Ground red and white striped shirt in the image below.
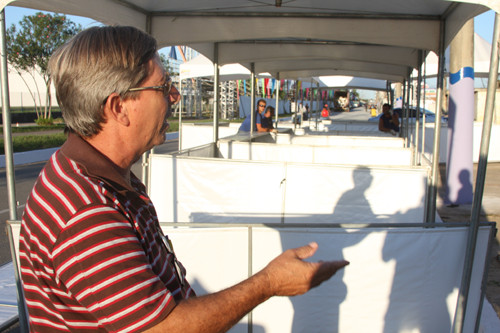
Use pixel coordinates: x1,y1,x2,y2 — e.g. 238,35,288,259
20,133,194,332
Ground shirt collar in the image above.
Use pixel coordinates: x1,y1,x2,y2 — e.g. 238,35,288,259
60,132,136,192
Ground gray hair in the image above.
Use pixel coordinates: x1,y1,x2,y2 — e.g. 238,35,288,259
49,26,158,137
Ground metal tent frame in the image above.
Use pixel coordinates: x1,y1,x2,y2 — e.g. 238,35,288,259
0,1,498,332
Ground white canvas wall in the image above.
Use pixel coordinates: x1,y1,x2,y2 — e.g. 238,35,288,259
275,133,404,148
161,225,493,333
180,123,240,150
7,221,494,332
149,155,428,223
420,122,500,163
218,141,414,166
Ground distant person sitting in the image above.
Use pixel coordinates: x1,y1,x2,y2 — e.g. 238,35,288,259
321,104,329,118
262,106,277,132
239,99,272,133
378,103,400,135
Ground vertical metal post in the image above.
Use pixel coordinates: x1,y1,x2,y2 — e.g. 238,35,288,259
213,43,220,146
308,78,313,125
402,80,407,145
415,52,423,165
422,55,427,159
294,81,299,129
405,79,411,146
250,63,255,136
1,10,29,333
142,17,153,185
178,77,183,151
426,20,446,223
247,226,253,333
453,13,500,333
275,73,280,127
316,82,320,128
0,11,16,220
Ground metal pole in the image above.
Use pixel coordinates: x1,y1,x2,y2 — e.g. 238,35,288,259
178,77,183,151
0,11,16,220
294,81,299,129
0,10,29,333
426,20,446,223
309,78,313,126
415,51,423,166
212,43,220,146
402,79,407,144
275,73,280,128
250,63,255,136
453,13,500,333
421,54,427,160
406,79,411,147
316,82,320,128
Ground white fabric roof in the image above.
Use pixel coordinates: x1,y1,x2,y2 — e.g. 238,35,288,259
179,54,271,81
412,33,499,78
180,55,387,90
0,0,495,81
316,76,388,91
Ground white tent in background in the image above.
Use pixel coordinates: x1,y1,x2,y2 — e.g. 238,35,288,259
413,33,499,78
179,54,271,81
315,76,388,91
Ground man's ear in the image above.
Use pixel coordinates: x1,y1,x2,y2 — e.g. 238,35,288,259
104,93,130,126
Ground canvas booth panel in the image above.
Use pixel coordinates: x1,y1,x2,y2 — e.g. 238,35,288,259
149,155,428,223
420,122,500,163
180,123,240,150
159,225,493,333
6,222,493,333
274,133,404,148
282,163,427,223
217,141,414,166
149,156,285,223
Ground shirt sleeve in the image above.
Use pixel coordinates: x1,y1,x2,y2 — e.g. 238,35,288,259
52,204,175,332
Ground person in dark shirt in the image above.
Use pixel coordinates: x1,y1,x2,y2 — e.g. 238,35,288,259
378,103,400,135
261,105,276,131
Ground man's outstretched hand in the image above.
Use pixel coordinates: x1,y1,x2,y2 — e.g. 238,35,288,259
261,242,349,297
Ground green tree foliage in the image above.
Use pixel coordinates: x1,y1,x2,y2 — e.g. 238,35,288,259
159,53,174,75
7,12,81,120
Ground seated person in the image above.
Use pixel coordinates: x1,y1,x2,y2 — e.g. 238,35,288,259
321,104,329,118
378,103,400,135
239,99,273,132
261,106,276,131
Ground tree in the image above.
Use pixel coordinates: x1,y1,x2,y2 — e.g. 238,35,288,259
6,12,81,122
159,53,174,75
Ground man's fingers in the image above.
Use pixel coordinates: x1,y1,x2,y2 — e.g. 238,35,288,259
294,242,318,260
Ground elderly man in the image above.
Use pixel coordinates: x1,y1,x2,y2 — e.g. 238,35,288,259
19,26,348,332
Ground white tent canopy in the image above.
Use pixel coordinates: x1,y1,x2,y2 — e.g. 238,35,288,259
412,33,500,78
179,54,271,81
316,76,388,91
1,0,494,82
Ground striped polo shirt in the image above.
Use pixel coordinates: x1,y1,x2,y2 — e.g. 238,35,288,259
19,133,194,332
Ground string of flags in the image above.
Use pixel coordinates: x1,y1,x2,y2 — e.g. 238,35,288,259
234,79,339,101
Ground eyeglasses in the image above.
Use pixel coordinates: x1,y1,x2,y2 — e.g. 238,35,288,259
128,76,173,97
258,104,266,107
